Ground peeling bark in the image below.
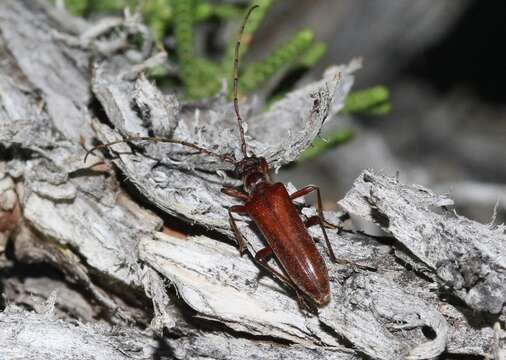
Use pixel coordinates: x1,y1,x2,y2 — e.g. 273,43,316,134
0,304,159,360
0,1,504,360
339,170,506,315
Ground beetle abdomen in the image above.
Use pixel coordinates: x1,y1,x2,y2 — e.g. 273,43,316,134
246,183,330,305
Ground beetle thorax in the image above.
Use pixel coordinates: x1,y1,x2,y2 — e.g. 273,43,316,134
243,171,269,193
235,155,271,194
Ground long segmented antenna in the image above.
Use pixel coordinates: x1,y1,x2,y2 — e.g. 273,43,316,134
85,6,259,167
83,136,237,165
233,4,259,159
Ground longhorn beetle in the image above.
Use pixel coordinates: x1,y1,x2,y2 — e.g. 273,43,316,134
85,5,339,306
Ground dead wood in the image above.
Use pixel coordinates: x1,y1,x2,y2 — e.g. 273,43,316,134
0,1,504,359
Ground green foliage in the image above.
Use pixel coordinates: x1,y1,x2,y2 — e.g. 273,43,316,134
56,0,391,160
141,0,173,40
55,0,240,40
172,0,194,85
297,41,327,68
239,29,314,93
170,0,326,99
58,0,133,16
343,85,390,115
56,0,329,99
296,86,390,161
61,0,89,15
297,129,354,162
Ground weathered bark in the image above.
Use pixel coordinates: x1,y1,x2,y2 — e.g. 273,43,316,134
339,170,506,315
0,1,504,360
0,302,160,360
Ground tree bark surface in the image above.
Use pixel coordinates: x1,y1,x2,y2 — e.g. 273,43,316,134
0,1,504,359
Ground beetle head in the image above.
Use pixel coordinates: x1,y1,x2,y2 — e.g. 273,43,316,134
234,155,271,194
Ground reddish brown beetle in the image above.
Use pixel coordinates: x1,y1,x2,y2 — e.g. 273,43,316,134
85,5,338,306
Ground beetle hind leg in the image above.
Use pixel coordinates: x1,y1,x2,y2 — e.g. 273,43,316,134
255,248,314,311
304,215,373,270
290,185,339,262
227,205,319,309
304,215,338,263
227,206,299,286
255,246,293,287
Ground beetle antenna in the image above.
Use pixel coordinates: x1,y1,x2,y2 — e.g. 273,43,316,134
84,136,237,165
233,4,259,158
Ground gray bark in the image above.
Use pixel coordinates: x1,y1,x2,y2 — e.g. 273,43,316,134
0,1,504,360
0,302,160,360
339,170,506,315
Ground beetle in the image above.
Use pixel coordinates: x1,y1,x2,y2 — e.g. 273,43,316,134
85,5,339,306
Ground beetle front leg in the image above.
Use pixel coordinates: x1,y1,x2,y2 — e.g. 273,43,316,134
221,187,250,202
228,205,249,254
229,220,301,297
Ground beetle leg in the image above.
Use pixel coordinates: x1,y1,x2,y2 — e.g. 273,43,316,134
257,247,318,312
228,205,249,254
255,246,274,261
228,206,286,278
296,292,317,313
230,215,314,308
221,187,250,202
304,215,338,263
303,216,371,270
291,185,338,263
304,216,320,228
289,185,337,228
254,246,310,304
255,247,293,285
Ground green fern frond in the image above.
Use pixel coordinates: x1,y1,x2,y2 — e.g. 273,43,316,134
343,85,390,114
298,41,327,68
56,0,391,161
297,129,355,162
239,29,314,93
